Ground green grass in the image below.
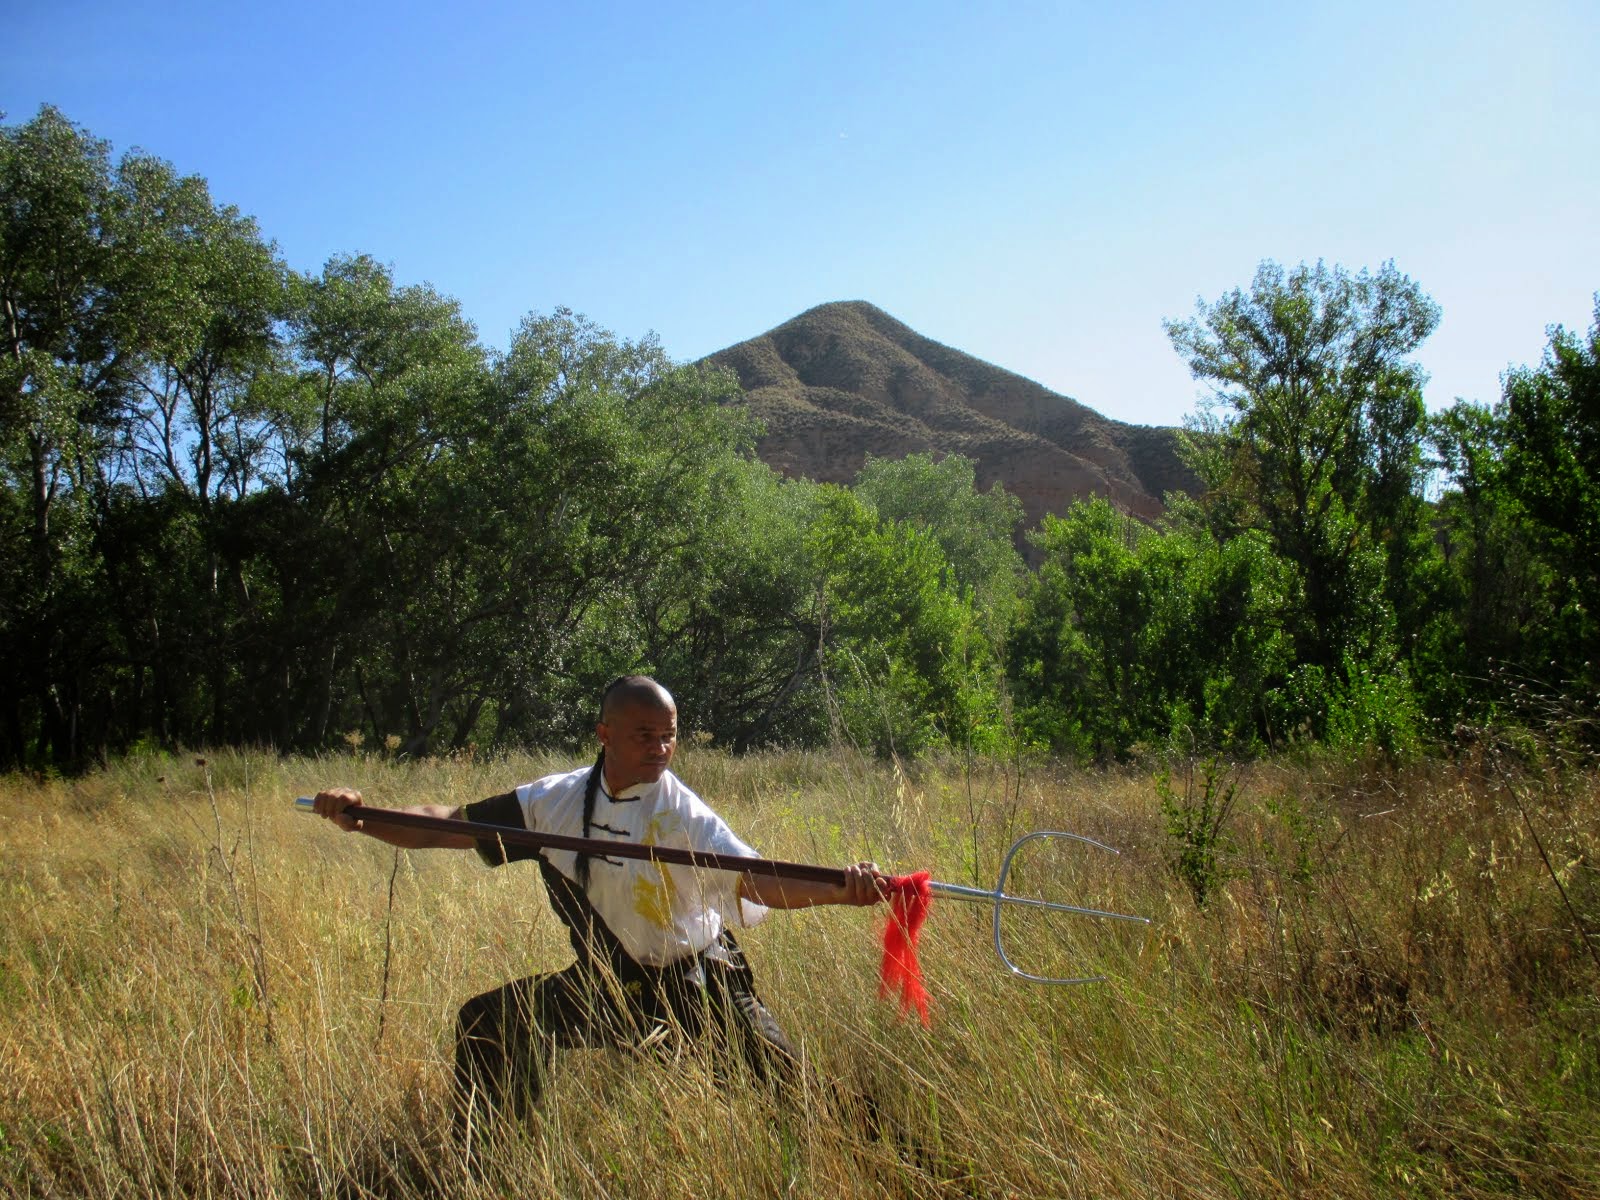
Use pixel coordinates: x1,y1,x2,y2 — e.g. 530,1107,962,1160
0,745,1595,1198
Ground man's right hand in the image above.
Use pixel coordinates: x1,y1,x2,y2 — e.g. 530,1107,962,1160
311,787,364,832
307,791,477,851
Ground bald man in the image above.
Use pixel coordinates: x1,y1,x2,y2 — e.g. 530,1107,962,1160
312,675,884,1136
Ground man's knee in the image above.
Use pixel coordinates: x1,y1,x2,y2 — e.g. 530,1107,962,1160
454,980,547,1129
456,990,489,1038
456,987,512,1071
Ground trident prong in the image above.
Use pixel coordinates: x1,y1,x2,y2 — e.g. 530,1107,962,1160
924,831,1150,986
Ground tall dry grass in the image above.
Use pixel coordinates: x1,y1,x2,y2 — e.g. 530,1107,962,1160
1,743,1596,1198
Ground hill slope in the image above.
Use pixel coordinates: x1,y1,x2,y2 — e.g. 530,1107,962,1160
703,301,1196,528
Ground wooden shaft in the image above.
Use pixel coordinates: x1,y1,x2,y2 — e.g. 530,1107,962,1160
326,801,850,885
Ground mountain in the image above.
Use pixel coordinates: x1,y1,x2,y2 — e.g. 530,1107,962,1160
702,301,1196,530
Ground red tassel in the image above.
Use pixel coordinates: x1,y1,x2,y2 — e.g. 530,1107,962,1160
879,871,933,1025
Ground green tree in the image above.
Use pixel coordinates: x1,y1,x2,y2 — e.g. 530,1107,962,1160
851,451,1024,630
117,167,288,506
1424,400,1541,716
633,460,828,750
0,107,291,762
1165,260,1441,736
279,256,493,753
479,313,764,750
0,107,125,587
110,160,290,745
280,301,764,757
1428,300,1600,719
1008,498,1293,759
808,487,998,757
1498,298,1600,688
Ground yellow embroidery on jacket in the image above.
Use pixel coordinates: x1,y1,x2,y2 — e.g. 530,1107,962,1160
631,815,680,930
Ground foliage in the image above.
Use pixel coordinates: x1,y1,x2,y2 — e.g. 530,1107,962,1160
809,488,999,757
1425,299,1600,733
851,451,1024,632
0,106,292,763
0,103,782,764
1496,299,1600,700
1422,400,1544,718
1251,656,1426,763
3,107,1599,770
633,460,827,751
1155,758,1240,908
1165,260,1442,682
1008,498,1293,759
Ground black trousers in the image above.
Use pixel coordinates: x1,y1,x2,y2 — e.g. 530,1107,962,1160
453,939,798,1132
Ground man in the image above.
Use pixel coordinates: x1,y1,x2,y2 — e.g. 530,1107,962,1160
311,675,884,1133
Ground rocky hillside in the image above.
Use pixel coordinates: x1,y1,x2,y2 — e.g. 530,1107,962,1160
703,301,1196,529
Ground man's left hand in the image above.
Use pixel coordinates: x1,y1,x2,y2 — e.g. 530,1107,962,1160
841,861,888,906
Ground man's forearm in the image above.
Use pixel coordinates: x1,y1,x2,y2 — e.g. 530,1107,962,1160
740,863,883,909
739,873,848,909
345,803,478,850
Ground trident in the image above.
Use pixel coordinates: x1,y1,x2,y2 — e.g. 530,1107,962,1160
293,799,1149,992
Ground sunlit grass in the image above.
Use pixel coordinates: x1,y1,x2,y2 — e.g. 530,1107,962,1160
2,745,1596,1197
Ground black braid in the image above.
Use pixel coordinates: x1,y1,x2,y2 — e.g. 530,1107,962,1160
576,748,605,890
577,676,650,890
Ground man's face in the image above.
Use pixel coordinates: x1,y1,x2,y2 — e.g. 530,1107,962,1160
597,698,678,791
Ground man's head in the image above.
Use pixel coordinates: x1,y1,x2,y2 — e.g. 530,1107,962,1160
596,675,677,792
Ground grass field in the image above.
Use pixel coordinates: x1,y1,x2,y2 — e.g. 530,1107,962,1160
1,743,1596,1198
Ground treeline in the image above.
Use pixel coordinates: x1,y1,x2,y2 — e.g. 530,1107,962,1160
3,107,1596,769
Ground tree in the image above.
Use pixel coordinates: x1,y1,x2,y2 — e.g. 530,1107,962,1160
0,107,291,762
1423,401,1540,716
1498,298,1600,679
632,460,828,750
1008,498,1293,760
116,163,288,507
0,106,125,588
277,257,493,753
807,487,996,757
1428,299,1600,715
108,158,290,745
478,314,763,751
1165,260,1441,700
851,451,1024,634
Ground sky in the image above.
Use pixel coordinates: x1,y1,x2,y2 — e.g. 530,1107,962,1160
4,0,1598,428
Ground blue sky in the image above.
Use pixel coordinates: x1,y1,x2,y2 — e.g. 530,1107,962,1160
5,0,1597,427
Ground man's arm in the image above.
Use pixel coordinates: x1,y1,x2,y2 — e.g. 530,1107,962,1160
309,787,477,850
739,861,885,910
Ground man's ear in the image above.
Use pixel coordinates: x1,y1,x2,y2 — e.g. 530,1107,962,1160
595,721,609,749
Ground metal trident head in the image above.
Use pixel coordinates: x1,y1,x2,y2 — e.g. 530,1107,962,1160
926,831,1150,986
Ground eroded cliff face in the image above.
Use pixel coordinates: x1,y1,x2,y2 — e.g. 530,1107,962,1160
704,301,1196,531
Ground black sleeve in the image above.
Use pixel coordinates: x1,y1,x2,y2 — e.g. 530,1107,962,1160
462,790,539,866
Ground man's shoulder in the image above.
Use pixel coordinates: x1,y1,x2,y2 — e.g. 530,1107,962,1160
517,764,593,805
656,769,755,854
656,768,700,801
656,769,725,820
